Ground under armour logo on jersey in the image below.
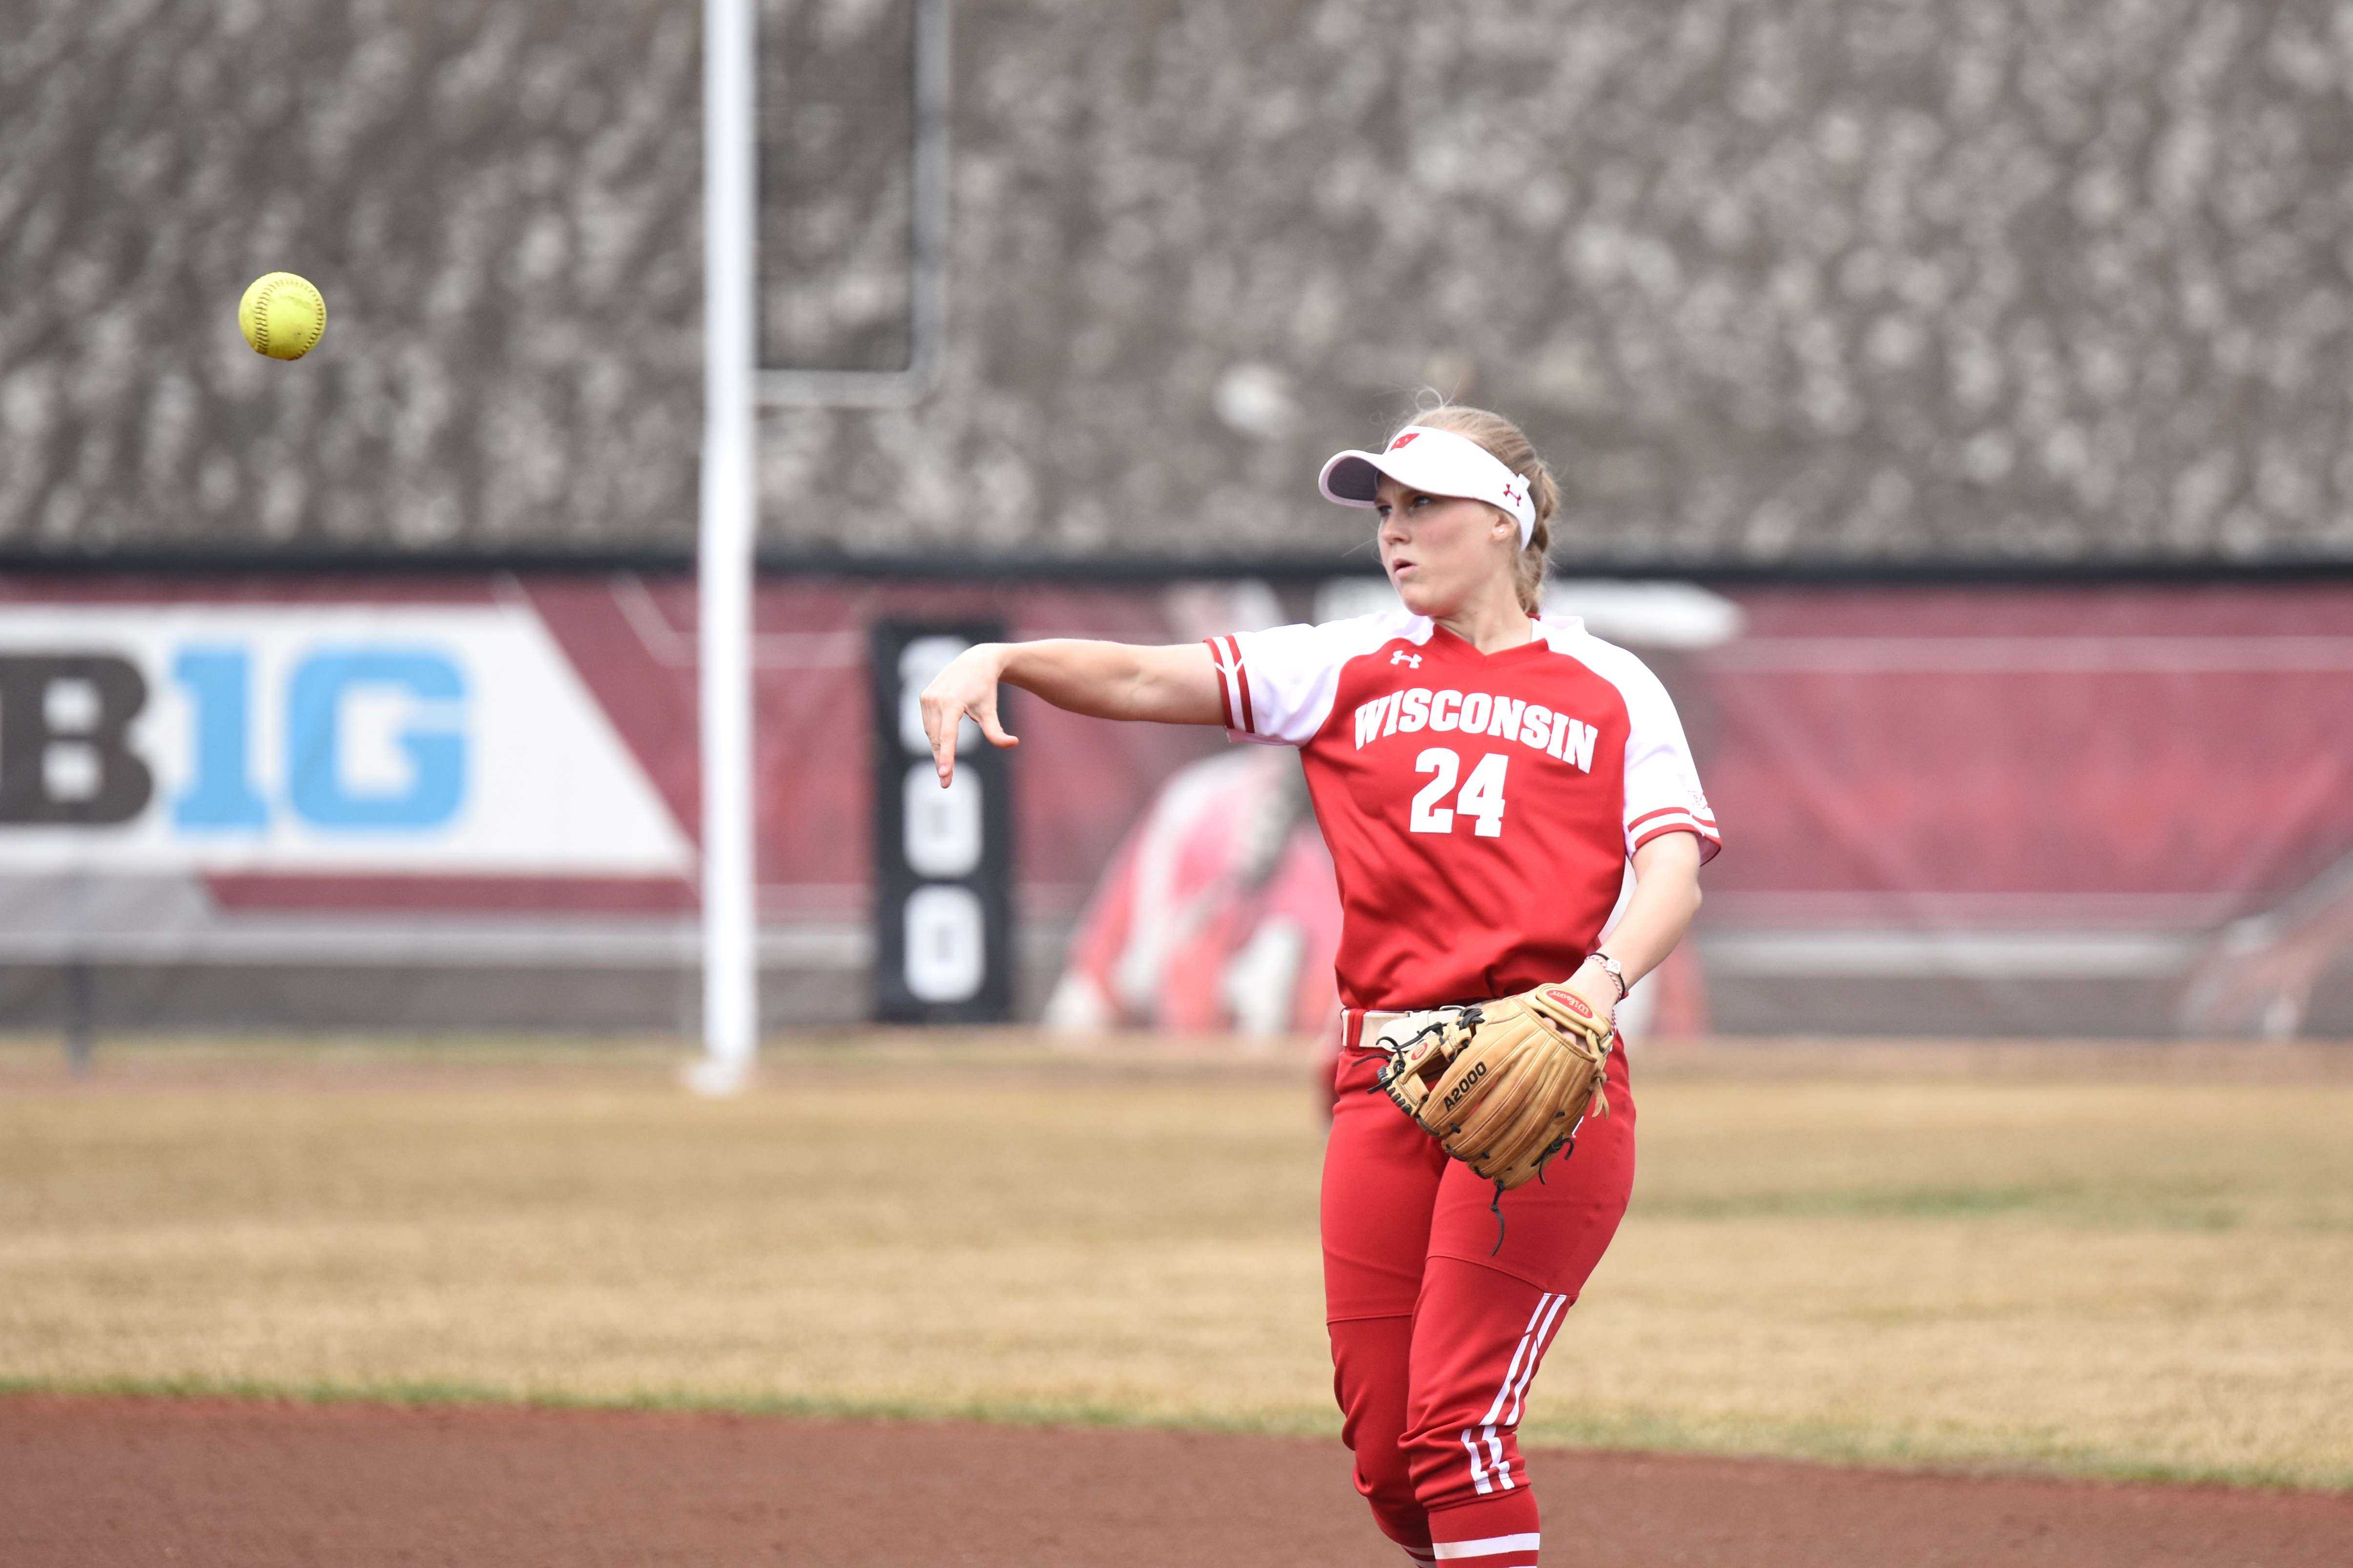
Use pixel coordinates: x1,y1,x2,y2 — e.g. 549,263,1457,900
1391,651,1422,667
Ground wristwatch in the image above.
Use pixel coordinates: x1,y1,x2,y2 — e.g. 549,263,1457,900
1586,953,1627,1001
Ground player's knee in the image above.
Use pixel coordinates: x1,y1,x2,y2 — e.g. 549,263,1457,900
1332,1390,1423,1541
1401,1419,1525,1516
1352,1432,1418,1510
1347,1434,1431,1548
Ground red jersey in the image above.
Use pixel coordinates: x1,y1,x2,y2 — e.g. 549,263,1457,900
1204,612,1719,1012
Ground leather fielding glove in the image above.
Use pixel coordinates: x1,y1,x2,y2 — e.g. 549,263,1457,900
1373,981,1616,1192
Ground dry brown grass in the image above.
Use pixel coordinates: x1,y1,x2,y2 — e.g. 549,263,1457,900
1545,1079,2353,1485
2,1037,2348,1488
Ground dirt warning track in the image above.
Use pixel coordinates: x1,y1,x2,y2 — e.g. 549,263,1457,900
5,1396,2348,1567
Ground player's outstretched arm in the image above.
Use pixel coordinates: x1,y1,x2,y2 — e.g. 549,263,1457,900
919,640,1222,786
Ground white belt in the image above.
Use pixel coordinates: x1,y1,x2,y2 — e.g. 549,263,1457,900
1342,1005,1465,1052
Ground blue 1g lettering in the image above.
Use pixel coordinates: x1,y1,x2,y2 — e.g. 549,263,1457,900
175,645,468,831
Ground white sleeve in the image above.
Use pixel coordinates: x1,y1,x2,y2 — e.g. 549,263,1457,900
1204,617,1397,746
1617,657,1721,864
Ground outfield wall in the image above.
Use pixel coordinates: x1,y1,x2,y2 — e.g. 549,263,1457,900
2,571,2349,1040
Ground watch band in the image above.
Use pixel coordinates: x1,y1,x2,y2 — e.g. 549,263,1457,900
1588,953,1627,1001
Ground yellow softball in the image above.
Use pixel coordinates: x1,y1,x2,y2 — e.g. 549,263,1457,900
238,272,327,361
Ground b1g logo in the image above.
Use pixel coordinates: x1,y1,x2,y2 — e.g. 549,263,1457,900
0,646,467,830
0,603,689,876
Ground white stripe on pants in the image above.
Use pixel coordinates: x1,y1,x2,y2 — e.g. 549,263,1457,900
1458,1292,1565,1495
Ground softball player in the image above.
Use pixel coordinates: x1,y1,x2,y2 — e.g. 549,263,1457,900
920,404,1716,1568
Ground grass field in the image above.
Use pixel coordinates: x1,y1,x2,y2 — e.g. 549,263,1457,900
3,1037,2350,1490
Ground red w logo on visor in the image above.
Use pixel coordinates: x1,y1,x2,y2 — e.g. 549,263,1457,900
1388,432,1420,450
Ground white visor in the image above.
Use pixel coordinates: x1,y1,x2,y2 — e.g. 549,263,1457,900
1318,425,1537,547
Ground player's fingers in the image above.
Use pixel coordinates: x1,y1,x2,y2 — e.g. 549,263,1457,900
920,693,956,786
975,700,1020,750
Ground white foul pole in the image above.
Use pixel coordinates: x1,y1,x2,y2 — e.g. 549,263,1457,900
692,0,758,1094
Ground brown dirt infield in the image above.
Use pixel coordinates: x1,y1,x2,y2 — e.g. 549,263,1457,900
5,1395,2348,1567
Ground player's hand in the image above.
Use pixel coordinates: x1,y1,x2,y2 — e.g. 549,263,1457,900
918,643,1020,786
1561,957,1620,1035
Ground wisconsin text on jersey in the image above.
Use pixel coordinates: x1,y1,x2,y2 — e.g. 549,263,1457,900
1352,685,1602,772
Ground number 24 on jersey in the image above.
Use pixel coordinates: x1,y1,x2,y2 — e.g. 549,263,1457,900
1410,747,1507,838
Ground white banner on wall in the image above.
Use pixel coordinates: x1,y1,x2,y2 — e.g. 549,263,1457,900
0,604,690,874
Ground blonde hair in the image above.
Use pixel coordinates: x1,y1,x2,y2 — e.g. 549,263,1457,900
1393,402,1560,614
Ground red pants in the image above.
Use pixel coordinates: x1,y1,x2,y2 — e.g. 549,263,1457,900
1323,1031,1636,1568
